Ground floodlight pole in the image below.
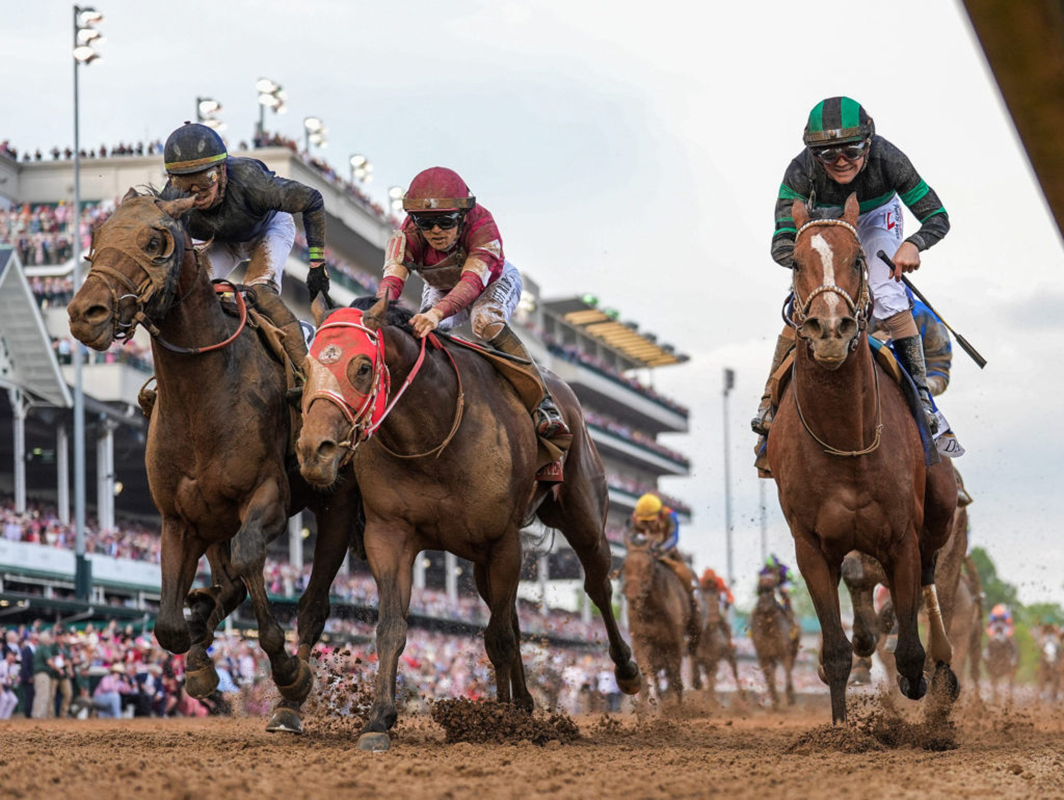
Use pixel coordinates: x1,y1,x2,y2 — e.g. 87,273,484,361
72,5,89,601
722,368,735,586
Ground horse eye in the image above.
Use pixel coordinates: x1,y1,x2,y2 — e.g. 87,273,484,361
145,236,161,254
358,364,371,377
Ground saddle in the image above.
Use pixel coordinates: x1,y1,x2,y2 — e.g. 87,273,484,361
437,333,570,483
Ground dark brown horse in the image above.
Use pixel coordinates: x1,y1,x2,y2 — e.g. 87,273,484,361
622,534,696,707
67,189,360,733
296,296,640,750
767,195,959,723
692,585,744,703
984,622,1019,703
750,574,799,708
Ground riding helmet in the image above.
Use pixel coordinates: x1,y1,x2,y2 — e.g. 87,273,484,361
803,97,875,148
164,122,228,175
402,167,477,212
633,493,663,521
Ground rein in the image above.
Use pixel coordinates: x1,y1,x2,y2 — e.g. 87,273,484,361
789,217,882,457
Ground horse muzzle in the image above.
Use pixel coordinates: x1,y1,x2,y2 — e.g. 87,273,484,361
295,428,343,488
67,292,117,351
800,314,858,370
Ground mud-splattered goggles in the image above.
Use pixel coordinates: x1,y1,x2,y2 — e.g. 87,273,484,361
410,211,463,231
169,167,222,193
811,140,869,164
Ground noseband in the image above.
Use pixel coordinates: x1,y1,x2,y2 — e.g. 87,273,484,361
789,218,871,352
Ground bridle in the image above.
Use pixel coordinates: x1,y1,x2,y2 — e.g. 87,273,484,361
83,201,248,355
304,317,464,466
789,218,871,352
789,217,882,457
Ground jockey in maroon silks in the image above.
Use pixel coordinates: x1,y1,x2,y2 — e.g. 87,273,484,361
375,166,569,440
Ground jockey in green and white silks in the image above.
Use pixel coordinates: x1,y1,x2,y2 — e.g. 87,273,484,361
753,97,955,470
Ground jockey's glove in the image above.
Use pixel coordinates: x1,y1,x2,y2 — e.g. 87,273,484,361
306,264,330,300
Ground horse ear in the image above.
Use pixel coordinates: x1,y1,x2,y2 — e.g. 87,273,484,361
122,187,140,203
364,296,389,332
791,199,809,230
311,294,331,326
156,196,197,220
843,193,859,225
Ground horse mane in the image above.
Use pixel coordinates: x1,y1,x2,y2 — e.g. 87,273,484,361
342,296,416,336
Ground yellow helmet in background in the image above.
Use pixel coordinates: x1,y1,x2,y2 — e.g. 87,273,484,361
633,493,663,521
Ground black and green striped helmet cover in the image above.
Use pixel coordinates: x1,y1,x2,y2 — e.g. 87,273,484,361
803,97,874,147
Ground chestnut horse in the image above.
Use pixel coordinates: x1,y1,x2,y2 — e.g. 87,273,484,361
750,574,799,708
296,296,640,750
67,189,360,734
767,195,959,723
623,534,697,707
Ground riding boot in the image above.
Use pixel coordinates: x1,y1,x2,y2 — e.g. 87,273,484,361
892,334,938,435
489,324,571,439
751,329,796,435
254,284,308,372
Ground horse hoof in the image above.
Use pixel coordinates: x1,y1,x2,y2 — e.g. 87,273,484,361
277,659,314,703
357,732,391,752
897,673,928,701
265,706,304,735
184,665,220,699
933,662,961,703
615,662,642,695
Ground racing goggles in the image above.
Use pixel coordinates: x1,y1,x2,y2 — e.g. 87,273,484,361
169,167,222,194
410,211,463,231
811,139,869,164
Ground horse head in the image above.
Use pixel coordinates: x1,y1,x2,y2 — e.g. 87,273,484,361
757,573,777,595
790,193,870,370
297,295,393,487
621,532,655,606
68,188,197,350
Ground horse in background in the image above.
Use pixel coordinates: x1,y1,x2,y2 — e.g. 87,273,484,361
750,573,799,708
67,189,360,734
623,533,697,707
768,195,959,723
692,583,744,703
296,296,640,750
984,621,1019,704
1037,625,1064,703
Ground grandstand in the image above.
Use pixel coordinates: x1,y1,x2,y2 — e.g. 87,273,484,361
0,140,692,637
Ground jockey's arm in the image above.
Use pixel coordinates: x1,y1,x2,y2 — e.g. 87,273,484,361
255,170,328,264
409,257,491,338
770,160,812,267
887,146,950,273
659,512,679,552
377,229,411,302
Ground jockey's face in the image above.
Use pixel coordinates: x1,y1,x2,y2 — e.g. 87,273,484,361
634,516,664,537
415,215,461,252
821,152,866,185
170,166,225,210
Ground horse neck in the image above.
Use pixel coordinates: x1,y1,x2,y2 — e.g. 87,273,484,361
703,591,721,623
793,333,877,439
375,328,460,450
151,250,236,378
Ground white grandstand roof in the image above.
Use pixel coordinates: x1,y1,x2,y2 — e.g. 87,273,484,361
0,246,72,407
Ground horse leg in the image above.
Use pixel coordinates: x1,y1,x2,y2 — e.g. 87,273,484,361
760,658,779,710
359,527,416,750
540,502,640,695
186,544,247,699
784,651,797,706
887,532,928,702
666,642,684,707
793,533,851,723
474,556,533,712
155,517,205,655
841,553,881,659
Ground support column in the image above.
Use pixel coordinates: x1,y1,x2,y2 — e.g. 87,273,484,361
288,512,304,572
9,389,27,514
537,553,549,606
95,418,116,531
413,552,426,591
445,551,458,604
57,425,70,526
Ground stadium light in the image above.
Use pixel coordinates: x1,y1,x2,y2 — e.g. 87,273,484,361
388,184,404,213
196,96,225,132
255,77,286,138
72,3,105,602
303,117,327,153
350,154,373,184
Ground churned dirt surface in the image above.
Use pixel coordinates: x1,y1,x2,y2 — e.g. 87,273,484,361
2,691,1063,800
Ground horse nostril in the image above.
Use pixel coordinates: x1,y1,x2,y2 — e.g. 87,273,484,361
316,440,337,463
802,319,822,340
839,318,857,338
83,304,112,326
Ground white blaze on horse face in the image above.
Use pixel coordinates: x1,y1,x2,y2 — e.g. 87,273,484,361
809,234,839,315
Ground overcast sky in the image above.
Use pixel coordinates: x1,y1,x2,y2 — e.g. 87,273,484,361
3,0,1062,607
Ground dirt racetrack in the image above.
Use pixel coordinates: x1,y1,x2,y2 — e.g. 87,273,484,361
2,689,1063,800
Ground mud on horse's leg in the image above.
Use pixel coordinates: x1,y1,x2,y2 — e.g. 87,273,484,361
155,518,204,656
889,532,928,702
793,533,851,724
359,530,416,751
